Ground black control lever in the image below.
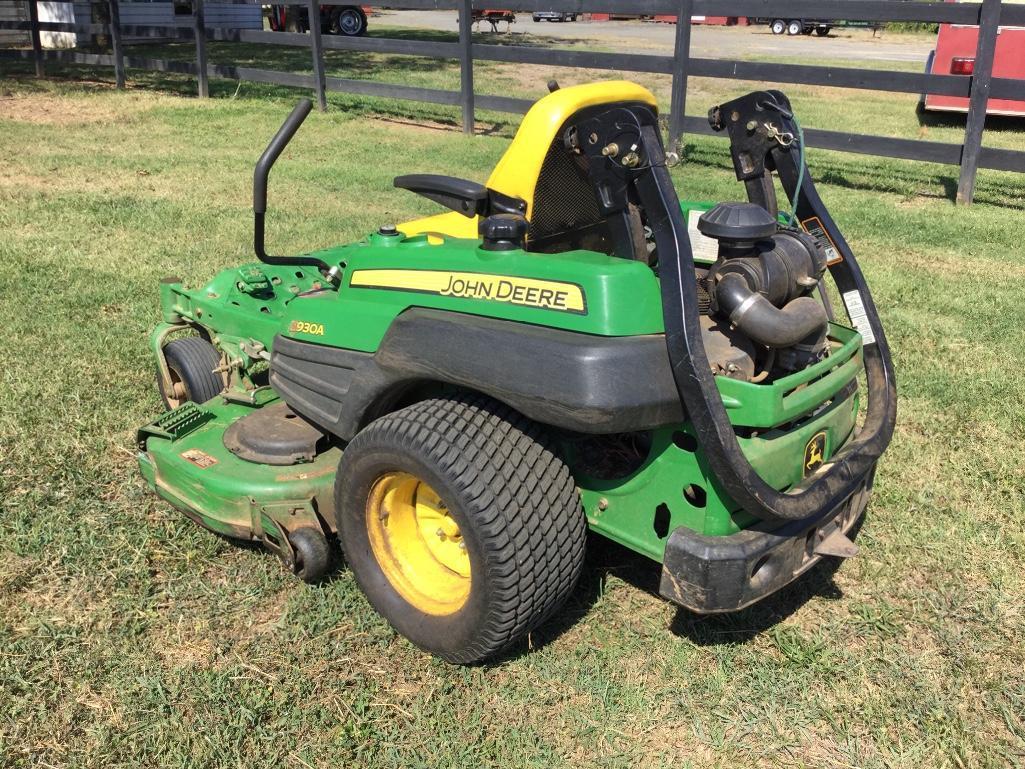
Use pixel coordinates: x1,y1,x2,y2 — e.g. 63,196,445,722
394,174,527,221
253,99,337,280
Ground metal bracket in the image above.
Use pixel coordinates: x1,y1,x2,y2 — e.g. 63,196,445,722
813,528,859,559
151,322,188,402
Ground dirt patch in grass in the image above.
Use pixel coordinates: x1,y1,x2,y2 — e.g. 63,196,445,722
0,92,151,126
151,617,218,669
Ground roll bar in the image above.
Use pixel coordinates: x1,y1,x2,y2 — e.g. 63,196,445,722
569,94,896,523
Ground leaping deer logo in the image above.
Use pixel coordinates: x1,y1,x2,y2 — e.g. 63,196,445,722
804,433,826,476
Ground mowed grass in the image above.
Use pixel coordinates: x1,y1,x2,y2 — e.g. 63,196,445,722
1,67,1024,769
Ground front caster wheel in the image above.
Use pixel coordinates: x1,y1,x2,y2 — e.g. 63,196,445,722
157,336,222,409
335,395,586,664
286,527,331,583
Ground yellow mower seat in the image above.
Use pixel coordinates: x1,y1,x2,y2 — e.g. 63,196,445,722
398,80,658,240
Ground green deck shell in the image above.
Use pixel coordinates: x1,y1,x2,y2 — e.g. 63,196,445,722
139,400,341,540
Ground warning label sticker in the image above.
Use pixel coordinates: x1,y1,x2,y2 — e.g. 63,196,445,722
181,449,218,469
687,209,720,264
800,216,843,266
842,290,877,346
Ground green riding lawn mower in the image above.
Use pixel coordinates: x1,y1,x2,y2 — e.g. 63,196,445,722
137,80,896,663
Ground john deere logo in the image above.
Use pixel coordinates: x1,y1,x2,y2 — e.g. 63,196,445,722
804,432,827,477
348,269,587,314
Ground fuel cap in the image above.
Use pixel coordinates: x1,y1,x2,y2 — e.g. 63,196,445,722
480,214,528,251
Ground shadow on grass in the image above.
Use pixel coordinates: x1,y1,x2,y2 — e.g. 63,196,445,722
494,515,863,662
174,499,857,666
120,39,460,80
0,63,506,132
916,104,1025,136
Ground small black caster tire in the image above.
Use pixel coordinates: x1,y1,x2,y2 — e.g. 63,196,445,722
157,337,222,409
287,527,331,583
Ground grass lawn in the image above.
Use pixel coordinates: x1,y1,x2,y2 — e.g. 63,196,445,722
1,60,1024,768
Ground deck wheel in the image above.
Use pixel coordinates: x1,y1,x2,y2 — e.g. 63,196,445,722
287,527,332,583
157,337,222,409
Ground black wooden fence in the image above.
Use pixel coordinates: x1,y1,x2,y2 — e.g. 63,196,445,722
3,0,1025,204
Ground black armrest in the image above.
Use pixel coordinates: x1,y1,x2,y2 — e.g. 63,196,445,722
394,174,489,218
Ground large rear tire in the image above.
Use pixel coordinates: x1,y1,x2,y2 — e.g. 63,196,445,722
335,395,586,664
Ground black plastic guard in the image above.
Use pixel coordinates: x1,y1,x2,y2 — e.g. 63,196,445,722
659,469,873,612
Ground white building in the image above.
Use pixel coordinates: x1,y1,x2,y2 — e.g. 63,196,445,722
0,0,261,48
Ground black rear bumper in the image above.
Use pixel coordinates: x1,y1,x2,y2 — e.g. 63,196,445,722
659,469,874,613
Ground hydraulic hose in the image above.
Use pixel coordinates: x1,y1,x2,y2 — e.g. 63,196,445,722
715,272,828,349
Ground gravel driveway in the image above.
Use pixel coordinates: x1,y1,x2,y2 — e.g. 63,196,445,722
376,10,933,65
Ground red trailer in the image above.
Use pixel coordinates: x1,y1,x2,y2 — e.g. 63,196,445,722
266,4,370,35
924,0,1025,117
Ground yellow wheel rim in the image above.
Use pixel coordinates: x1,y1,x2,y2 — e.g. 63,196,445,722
365,472,471,615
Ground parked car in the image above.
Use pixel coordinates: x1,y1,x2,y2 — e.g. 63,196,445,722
921,0,1025,117
752,17,832,36
532,12,578,22
266,4,369,35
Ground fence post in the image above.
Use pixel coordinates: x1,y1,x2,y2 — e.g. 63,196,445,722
668,0,694,155
307,0,327,111
193,0,208,97
27,0,44,77
956,0,1001,205
458,0,474,134
107,0,125,89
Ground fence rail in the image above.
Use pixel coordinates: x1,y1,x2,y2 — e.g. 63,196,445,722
2,0,1024,203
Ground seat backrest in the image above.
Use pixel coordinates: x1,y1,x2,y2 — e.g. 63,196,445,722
398,81,658,245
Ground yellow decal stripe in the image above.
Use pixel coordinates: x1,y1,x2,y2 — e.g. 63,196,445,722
349,269,586,314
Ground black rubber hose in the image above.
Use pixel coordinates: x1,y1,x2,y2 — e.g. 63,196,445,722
715,272,827,348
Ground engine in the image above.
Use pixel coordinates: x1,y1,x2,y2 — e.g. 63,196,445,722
697,202,831,382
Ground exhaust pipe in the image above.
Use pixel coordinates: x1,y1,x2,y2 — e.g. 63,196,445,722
253,99,338,280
